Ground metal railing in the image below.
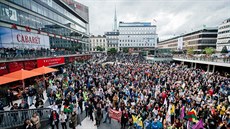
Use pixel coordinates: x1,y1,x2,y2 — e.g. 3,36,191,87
173,55,230,63
0,108,51,129
0,50,78,61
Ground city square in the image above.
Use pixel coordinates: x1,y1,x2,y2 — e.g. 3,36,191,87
0,0,230,129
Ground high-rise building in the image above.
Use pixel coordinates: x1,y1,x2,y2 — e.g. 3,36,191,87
0,0,90,52
216,18,230,51
118,22,157,52
90,35,107,52
158,27,218,50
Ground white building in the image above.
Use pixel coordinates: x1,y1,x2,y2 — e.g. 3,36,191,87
118,22,157,51
216,18,230,51
90,35,107,52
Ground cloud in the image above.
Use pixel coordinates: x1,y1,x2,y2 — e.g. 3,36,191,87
76,0,230,40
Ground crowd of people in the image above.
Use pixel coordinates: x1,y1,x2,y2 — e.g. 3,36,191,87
1,53,230,129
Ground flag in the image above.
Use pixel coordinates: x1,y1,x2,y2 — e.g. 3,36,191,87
132,115,143,128
163,98,167,108
187,121,191,129
180,106,185,120
166,104,172,123
184,109,198,123
192,120,204,129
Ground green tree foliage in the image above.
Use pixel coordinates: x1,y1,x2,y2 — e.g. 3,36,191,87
204,47,215,55
221,46,228,53
96,46,104,51
108,48,117,54
187,47,194,55
123,48,129,53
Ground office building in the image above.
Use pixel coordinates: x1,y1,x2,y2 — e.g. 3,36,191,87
216,18,230,51
105,31,119,51
118,22,157,51
0,0,90,52
158,27,218,50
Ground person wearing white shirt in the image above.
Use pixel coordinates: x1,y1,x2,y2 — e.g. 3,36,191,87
49,103,59,113
59,111,67,129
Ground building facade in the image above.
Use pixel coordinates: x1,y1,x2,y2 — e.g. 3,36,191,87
158,27,218,51
90,35,107,52
105,31,119,51
0,0,90,52
216,18,230,51
118,22,157,51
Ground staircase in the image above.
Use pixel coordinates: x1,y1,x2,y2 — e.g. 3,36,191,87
0,108,51,129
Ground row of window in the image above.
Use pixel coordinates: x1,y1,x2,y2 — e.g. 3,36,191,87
119,43,154,47
218,30,230,34
119,39,154,43
0,3,85,38
120,32,155,35
90,39,106,42
119,27,155,31
219,24,230,30
7,0,86,33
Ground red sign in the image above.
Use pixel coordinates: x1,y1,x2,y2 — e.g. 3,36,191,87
109,108,122,122
24,60,37,70
69,57,75,62
8,61,24,72
37,57,65,67
0,63,8,76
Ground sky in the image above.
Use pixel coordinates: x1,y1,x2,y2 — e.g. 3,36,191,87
77,0,230,41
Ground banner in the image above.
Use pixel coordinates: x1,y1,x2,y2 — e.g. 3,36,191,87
8,61,24,72
0,63,8,75
24,60,37,70
37,57,65,67
0,26,50,49
109,108,122,122
177,37,183,50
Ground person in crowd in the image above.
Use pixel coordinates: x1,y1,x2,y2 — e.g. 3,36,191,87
23,119,35,129
50,110,59,129
94,104,102,127
69,111,78,129
30,113,41,129
0,99,4,124
19,99,29,120
59,111,67,129
121,109,129,129
28,85,36,106
5,89,13,107
10,103,19,122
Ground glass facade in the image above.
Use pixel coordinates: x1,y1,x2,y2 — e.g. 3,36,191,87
0,0,90,51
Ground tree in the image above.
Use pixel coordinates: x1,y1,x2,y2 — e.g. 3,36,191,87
187,47,194,55
221,46,228,53
123,48,129,53
204,47,215,55
96,46,104,51
108,48,117,54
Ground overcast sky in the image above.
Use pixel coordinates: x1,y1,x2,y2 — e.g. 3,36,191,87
77,0,230,40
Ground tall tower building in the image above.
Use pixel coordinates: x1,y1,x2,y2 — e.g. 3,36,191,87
113,6,118,31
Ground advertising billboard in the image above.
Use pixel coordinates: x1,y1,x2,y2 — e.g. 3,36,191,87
177,37,183,50
0,27,50,49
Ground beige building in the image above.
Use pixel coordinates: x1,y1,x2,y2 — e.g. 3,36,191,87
90,35,107,52
158,27,218,51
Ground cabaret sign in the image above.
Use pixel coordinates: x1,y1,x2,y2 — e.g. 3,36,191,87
17,34,40,44
0,27,50,49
